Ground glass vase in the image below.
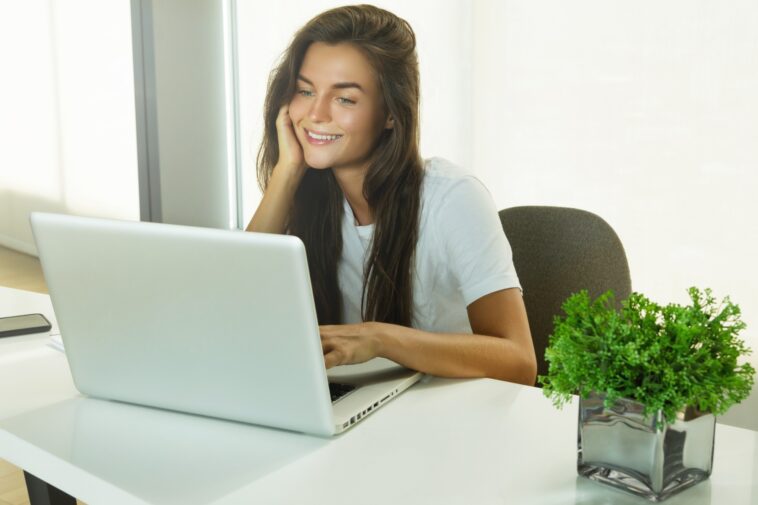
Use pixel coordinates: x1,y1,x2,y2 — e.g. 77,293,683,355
577,392,715,501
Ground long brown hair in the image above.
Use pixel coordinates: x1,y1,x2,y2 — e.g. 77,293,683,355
257,4,423,326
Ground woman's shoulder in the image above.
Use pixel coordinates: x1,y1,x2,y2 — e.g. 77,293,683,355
423,156,472,182
421,157,490,205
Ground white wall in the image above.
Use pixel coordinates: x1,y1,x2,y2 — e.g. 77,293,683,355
0,0,140,255
472,0,758,429
236,0,758,429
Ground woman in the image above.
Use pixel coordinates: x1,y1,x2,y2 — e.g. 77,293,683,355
247,4,537,385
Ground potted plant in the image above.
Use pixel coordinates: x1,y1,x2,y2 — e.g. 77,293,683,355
539,287,755,502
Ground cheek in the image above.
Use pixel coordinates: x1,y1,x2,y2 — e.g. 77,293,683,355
287,97,307,124
335,109,372,136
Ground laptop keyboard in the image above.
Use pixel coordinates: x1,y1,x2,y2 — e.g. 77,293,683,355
329,382,356,402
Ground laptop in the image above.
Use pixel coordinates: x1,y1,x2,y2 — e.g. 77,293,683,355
30,212,423,436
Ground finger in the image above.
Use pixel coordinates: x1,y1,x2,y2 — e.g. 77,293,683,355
321,339,334,354
324,349,343,369
278,103,295,127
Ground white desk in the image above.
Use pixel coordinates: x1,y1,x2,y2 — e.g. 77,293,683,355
1,286,757,504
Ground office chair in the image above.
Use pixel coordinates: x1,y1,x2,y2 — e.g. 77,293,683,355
499,206,632,384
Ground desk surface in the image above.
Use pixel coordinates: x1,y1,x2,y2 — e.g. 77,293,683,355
1,286,757,505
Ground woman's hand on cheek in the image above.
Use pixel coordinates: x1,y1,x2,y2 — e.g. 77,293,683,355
319,322,385,368
275,103,306,175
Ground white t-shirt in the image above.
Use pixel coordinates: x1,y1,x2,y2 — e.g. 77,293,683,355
338,157,521,333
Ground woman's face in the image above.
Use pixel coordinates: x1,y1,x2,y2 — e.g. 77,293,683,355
288,42,393,172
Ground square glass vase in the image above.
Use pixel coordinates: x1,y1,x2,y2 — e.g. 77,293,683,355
578,392,715,502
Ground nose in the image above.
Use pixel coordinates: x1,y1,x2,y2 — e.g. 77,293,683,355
308,95,330,123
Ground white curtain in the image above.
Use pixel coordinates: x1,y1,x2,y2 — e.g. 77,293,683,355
0,0,139,255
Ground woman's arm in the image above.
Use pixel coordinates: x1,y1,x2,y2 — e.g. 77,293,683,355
320,288,538,386
246,162,304,233
246,104,306,233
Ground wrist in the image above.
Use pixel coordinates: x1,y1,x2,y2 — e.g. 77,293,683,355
371,322,402,360
273,161,306,186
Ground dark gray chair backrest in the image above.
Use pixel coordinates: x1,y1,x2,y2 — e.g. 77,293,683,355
499,206,632,382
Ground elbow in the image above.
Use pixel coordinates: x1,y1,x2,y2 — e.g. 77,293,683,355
516,331,538,386
520,353,538,387
494,345,537,387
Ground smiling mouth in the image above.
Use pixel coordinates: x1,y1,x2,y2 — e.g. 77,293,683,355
305,128,343,143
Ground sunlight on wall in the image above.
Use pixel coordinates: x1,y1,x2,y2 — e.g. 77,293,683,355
472,0,758,345
477,0,758,430
0,0,139,255
0,2,62,202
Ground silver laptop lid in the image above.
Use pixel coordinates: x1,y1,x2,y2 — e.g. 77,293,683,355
30,212,335,436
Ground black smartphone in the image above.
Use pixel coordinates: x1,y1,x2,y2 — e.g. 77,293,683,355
0,313,52,338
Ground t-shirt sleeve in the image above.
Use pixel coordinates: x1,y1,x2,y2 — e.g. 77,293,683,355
435,176,521,306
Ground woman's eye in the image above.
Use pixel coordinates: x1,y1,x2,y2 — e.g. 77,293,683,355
297,89,314,97
337,97,356,105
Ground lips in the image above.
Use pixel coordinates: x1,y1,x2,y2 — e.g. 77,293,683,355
304,128,343,145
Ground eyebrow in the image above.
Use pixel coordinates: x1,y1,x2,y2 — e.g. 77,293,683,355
297,75,365,93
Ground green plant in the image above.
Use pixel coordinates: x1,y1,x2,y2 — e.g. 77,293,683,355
539,287,755,424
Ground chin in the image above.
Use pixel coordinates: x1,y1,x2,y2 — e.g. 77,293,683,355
304,155,336,170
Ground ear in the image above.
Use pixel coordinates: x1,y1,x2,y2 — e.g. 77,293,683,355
385,115,394,130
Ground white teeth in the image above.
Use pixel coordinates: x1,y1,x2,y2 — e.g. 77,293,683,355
307,130,342,141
